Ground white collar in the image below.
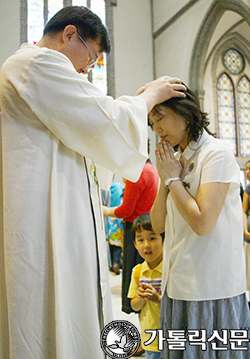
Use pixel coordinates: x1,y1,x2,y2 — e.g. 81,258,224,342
141,260,163,274
179,130,209,161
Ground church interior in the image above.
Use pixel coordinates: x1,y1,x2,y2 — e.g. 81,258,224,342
1,1,250,357
1,0,250,177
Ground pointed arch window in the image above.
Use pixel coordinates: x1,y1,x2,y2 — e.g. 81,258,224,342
217,73,236,155
217,49,250,157
238,76,250,156
27,0,107,93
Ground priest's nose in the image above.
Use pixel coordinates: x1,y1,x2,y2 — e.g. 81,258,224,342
81,65,88,74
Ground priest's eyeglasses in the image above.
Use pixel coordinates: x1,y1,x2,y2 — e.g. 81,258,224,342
77,32,97,69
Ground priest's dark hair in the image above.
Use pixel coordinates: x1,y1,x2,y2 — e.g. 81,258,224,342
43,6,110,54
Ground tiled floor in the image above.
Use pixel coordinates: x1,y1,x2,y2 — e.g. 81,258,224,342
109,270,145,358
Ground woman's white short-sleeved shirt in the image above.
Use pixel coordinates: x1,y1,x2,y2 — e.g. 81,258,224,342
162,131,246,301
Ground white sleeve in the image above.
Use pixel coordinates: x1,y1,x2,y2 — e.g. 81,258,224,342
18,51,148,182
200,141,240,188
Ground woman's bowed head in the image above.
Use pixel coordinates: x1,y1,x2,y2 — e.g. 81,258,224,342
148,84,214,151
135,76,187,113
148,85,215,185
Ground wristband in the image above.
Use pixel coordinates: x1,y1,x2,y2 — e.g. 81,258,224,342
164,177,181,188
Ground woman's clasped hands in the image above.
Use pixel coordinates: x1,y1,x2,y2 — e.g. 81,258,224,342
156,139,183,184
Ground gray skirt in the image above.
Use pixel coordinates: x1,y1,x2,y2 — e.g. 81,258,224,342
160,291,250,358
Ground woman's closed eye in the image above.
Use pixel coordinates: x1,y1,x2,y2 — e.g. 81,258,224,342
149,117,162,128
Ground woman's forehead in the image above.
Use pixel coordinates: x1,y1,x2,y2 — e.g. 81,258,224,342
149,105,167,118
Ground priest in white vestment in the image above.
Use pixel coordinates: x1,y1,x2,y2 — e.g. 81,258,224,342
0,6,186,359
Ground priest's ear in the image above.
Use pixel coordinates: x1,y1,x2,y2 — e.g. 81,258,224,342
61,25,77,45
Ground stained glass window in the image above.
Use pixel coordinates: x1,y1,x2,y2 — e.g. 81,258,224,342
217,73,237,155
223,49,244,75
238,76,250,157
27,0,107,93
72,0,87,5
89,0,107,94
28,1,44,43
48,0,63,20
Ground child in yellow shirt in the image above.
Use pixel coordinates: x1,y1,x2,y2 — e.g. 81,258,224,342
128,213,164,359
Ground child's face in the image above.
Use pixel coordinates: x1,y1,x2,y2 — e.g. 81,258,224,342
134,228,163,269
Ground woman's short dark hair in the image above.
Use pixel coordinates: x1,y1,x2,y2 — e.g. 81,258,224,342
43,6,110,53
149,85,215,144
131,213,165,241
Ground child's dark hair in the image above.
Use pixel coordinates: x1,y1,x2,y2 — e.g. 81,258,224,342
131,213,165,241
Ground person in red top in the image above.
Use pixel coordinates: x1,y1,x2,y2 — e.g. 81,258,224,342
103,157,159,314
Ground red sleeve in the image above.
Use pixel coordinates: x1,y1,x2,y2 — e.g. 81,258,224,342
114,178,143,219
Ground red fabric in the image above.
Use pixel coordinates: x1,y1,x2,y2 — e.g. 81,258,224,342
114,162,159,222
